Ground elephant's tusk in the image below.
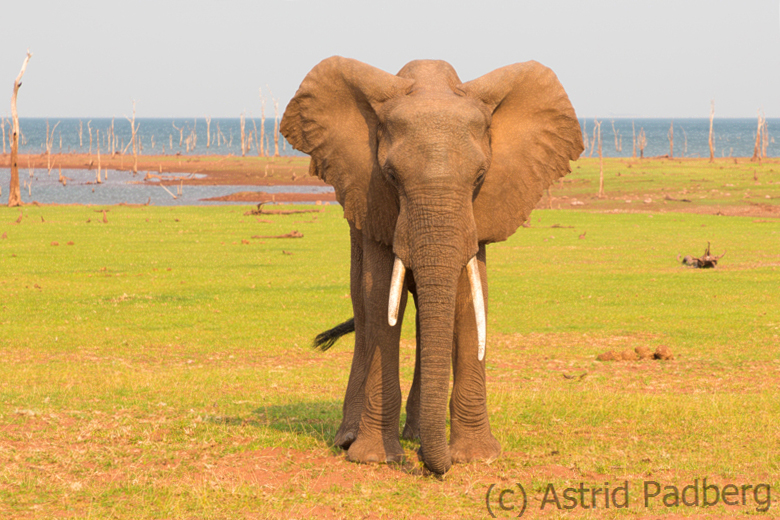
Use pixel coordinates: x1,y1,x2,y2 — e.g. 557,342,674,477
467,256,487,361
388,256,406,327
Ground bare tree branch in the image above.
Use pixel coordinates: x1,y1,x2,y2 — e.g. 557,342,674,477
708,100,715,163
8,50,32,207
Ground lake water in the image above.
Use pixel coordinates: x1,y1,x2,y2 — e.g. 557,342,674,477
578,118,777,159
1,117,776,205
0,168,334,206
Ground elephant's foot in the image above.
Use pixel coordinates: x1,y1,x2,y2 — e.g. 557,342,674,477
401,420,419,441
449,433,501,464
334,422,358,449
346,434,405,464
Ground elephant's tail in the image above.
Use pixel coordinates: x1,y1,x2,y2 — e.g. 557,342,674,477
312,317,355,351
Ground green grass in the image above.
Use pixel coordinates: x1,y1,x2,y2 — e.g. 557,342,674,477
559,156,780,212
1,159,780,518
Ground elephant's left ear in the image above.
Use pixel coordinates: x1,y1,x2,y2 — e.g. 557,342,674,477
461,61,584,243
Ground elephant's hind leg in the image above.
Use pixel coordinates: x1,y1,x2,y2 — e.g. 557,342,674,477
334,224,367,449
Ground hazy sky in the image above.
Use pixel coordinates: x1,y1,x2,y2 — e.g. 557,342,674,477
2,0,778,119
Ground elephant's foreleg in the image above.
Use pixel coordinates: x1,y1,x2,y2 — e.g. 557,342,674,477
449,245,501,463
334,224,367,448
346,238,408,464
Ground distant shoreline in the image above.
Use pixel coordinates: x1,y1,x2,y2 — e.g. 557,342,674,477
2,154,777,208
3,153,778,179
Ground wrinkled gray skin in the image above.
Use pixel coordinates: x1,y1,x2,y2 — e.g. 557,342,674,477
281,57,583,475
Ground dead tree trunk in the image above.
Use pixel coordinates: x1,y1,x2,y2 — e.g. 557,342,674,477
79,120,83,148
610,120,620,152
126,101,138,174
667,120,673,159
595,119,604,198
259,87,266,157
45,120,50,167
103,127,109,180
8,51,32,208
631,121,636,158
193,119,197,149
762,118,769,158
1,117,6,154
96,129,102,183
58,164,68,186
708,100,715,163
87,120,93,155
273,97,280,157
205,116,211,148
638,127,646,159
682,242,725,268
45,120,60,173
173,122,184,147
751,110,763,162
240,112,247,156
252,118,260,156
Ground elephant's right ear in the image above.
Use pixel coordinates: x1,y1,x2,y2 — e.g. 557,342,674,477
281,56,413,228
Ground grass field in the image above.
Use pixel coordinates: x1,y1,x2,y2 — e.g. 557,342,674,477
1,158,779,518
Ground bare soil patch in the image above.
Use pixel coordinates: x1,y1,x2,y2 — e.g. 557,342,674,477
537,195,780,220
202,191,335,203
486,332,780,395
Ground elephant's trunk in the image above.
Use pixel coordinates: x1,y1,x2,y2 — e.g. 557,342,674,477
413,260,461,474
391,188,479,474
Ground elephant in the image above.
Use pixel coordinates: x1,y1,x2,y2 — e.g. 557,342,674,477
280,56,583,475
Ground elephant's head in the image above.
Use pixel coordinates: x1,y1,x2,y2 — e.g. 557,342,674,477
281,57,583,474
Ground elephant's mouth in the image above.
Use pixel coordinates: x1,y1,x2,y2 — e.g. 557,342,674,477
387,255,486,360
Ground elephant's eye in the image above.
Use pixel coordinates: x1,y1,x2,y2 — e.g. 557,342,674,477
474,168,487,186
384,167,399,186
